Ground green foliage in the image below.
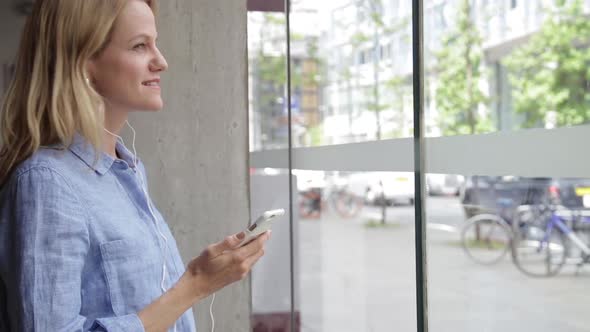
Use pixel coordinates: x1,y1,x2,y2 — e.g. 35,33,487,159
252,13,326,145
258,55,319,93
291,33,305,41
351,32,371,46
364,219,402,228
264,13,285,26
435,0,490,135
258,56,287,85
382,129,404,139
351,0,409,139
503,0,590,128
307,124,323,146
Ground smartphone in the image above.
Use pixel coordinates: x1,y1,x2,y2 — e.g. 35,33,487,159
236,209,285,248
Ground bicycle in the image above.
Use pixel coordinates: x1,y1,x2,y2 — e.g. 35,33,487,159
298,185,363,219
460,198,535,265
511,204,590,277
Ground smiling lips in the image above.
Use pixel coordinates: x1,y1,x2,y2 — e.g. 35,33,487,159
142,78,160,88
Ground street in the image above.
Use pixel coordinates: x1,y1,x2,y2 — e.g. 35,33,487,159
298,196,590,332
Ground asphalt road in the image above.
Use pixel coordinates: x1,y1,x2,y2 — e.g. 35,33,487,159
298,196,590,332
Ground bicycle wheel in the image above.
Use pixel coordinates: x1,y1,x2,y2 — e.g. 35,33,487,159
298,190,322,219
512,225,567,277
331,191,363,218
461,214,512,265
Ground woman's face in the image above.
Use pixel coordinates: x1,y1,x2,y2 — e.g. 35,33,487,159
88,0,168,112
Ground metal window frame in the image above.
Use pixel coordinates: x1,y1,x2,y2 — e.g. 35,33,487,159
285,2,296,331
250,1,428,331
412,0,428,331
250,1,590,331
247,0,284,12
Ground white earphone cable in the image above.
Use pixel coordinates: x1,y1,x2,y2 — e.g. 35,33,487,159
123,122,171,292
104,122,176,332
209,293,216,332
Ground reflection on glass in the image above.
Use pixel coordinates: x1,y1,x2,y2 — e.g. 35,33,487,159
428,173,590,331
249,0,415,150
248,11,289,151
295,170,417,331
249,168,295,331
248,9,294,331
425,0,590,137
307,0,415,146
426,3,590,327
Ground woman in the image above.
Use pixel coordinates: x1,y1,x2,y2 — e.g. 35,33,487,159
0,0,269,331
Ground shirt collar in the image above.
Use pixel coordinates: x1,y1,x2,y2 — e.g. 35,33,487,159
68,133,137,175
115,139,138,169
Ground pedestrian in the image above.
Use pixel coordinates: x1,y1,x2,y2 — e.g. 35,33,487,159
0,1,269,331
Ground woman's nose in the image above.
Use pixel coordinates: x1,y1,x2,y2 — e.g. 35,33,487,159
150,47,168,72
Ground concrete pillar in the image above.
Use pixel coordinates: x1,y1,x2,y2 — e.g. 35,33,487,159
128,0,251,331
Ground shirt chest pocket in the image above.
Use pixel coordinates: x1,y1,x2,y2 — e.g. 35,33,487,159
99,238,162,316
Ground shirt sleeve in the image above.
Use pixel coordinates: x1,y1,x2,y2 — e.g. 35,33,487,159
8,166,145,332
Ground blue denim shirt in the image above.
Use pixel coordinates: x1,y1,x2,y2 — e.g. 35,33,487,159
0,134,197,332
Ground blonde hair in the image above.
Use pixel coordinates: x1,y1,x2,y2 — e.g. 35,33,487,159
0,0,157,185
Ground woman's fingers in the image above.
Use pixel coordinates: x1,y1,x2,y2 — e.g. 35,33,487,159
229,232,269,279
185,230,271,298
237,246,266,279
205,232,246,258
235,231,270,258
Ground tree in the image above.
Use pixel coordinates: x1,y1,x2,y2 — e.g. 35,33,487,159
249,14,287,149
434,0,490,135
251,14,322,148
503,0,590,128
434,0,490,241
330,1,409,144
354,0,408,141
297,35,325,147
350,0,411,225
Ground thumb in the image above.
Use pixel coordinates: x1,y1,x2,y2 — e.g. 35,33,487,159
209,232,245,256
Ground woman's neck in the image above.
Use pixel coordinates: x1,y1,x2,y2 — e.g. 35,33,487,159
102,110,129,159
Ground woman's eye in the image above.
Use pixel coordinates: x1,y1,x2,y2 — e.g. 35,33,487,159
133,43,146,50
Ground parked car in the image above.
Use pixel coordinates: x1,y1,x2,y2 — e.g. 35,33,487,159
426,173,464,196
351,172,415,206
460,175,590,219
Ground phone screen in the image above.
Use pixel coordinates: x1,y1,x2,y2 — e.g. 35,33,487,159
248,223,258,232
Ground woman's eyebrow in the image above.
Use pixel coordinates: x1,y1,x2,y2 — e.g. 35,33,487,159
128,33,157,43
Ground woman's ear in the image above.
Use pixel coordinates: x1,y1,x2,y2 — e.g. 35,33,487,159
85,60,96,83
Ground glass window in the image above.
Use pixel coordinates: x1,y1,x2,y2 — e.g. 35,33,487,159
425,0,590,137
249,1,418,330
425,0,590,331
249,1,590,331
247,9,294,331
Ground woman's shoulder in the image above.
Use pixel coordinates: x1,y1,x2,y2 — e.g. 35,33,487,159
0,148,82,211
5,146,95,195
12,146,75,180
3,144,102,201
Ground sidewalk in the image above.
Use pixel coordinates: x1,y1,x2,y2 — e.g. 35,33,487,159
298,197,590,331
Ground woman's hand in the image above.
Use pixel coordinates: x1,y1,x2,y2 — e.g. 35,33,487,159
182,230,271,301
138,232,269,331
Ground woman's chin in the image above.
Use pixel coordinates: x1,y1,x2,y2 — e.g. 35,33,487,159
138,101,164,112
146,106,164,112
